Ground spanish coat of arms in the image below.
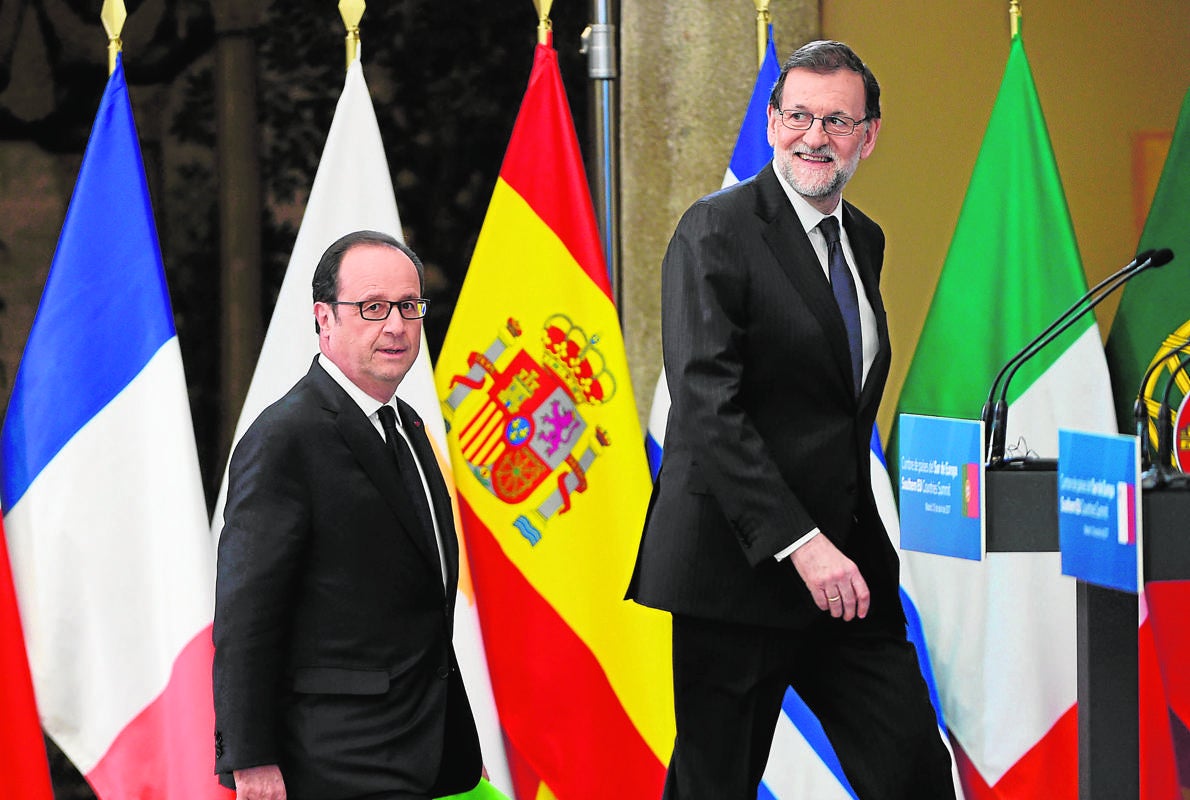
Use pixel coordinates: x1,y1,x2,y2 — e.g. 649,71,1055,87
442,314,616,544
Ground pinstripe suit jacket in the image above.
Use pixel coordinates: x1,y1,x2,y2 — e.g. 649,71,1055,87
628,163,903,632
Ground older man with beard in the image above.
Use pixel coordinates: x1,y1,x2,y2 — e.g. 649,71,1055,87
627,40,955,800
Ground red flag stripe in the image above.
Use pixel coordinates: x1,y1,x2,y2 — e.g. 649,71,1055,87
86,626,230,800
460,498,665,800
0,519,54,800
1139,612,1181,797
497,44,610,300
952,706,1077,800
1147,581,1190,721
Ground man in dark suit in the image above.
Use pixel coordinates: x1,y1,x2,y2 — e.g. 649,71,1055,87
213,230,481,800
628,41,955,799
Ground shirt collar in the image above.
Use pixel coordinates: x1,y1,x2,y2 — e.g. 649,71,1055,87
317,353,399,424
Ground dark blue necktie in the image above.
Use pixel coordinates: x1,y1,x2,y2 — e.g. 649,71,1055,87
377,404,435,538
819,216,863,395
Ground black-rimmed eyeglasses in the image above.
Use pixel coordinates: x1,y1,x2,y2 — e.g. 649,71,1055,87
328,299,430,321
774,109,868,136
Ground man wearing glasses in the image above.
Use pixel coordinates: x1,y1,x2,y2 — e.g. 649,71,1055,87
214,230,481,800
628,41,955,798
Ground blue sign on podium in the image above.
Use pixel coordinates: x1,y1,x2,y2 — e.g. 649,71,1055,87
897,414,985,560
1057,430,1141,593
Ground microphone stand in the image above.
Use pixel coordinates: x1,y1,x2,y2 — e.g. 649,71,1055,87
981,250,1152,438
984,249,1173,467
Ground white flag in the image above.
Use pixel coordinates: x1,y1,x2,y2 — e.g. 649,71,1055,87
210,58,511,796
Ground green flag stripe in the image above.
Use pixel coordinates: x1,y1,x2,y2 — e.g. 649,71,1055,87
1105,88,1190,432
896,35,1093,427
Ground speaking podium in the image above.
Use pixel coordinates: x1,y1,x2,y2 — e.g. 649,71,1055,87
986,465,1190,799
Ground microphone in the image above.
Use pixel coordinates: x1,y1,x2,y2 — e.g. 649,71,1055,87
981,249,1154,438
1134,338,1190,470
983,248,1174,466
1150,352,1190,488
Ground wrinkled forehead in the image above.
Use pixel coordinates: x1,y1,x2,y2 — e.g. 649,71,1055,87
778,68,867,115
338,244,422,294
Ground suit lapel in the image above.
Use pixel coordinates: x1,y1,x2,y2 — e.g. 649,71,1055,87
398,398,460,602
842,203,892,414
308,362,442,575
755,166,857,402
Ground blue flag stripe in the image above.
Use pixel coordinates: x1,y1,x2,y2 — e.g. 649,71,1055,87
645,433,663,479
780,688,859,798
1,56,174,510
869,428,946,727
726,35,780,183
902,587,946,728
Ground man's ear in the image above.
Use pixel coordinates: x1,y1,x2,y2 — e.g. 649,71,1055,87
313,302,334,337
859,118,881,160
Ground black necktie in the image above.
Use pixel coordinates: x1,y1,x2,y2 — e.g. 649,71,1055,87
377,404,435,539
819,216,863,395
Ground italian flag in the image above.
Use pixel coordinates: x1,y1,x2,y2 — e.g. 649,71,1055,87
891,32,1116,799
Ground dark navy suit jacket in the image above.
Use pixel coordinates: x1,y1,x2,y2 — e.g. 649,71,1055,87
214,358,480,799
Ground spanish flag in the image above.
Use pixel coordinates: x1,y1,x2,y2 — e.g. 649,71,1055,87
435,38,670,800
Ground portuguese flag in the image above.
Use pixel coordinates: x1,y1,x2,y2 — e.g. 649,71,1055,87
1104,88,1190,453
435,37,670,800
1105,88,1190,798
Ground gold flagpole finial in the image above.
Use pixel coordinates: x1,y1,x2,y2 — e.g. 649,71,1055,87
339,0,366,69
1009,0,1022,38
753,0,772,69
101,0,127,75
533,0,554,45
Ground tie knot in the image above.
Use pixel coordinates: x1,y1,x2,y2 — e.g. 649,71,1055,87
377,404,399,436
818,215,841,246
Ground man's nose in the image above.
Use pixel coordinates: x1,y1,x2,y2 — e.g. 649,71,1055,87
382,309,407,334
802,120,832,148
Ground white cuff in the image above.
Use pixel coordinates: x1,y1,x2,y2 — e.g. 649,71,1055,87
774,528,820,561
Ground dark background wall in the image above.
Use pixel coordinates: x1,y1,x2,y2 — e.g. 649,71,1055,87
0,0,592,506
0,2,593,794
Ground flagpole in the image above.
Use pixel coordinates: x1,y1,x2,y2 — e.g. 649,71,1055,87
583,1,620,301
1009,0,1021,37
101,0,126,75
533,0,554,45
341,0,365,68
753,0,771,69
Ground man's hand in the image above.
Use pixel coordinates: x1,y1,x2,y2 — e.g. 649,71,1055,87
233,764,286,800
788,534,870,621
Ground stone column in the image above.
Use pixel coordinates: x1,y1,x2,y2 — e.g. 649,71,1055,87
212,0,268,461
618,0,817,429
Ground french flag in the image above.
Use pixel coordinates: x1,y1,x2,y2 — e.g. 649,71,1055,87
0,56,228,799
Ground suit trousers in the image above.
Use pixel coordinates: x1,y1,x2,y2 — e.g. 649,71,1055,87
663,614,955,800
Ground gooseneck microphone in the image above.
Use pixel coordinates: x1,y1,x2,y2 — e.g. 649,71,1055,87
981,250,1155,443
982,248,1175,466
1134,339,1190,470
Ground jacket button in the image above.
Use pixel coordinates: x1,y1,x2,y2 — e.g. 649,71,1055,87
436,666,451,679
